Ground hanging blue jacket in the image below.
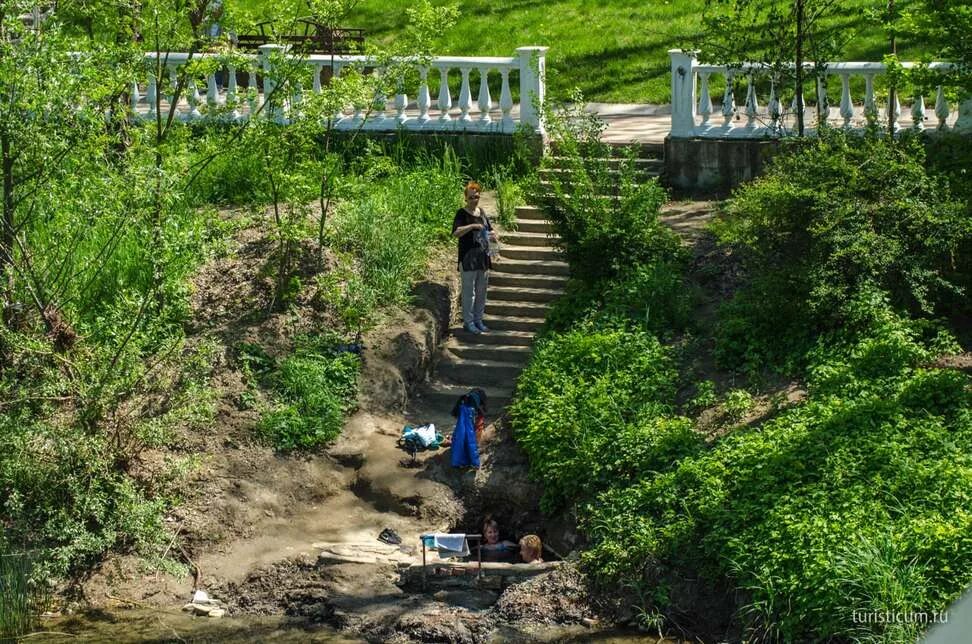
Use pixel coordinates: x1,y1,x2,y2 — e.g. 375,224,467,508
450,403,480,468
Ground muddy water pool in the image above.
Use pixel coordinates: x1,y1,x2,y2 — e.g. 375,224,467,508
28,609,678,643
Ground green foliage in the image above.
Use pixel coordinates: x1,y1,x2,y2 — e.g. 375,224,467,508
0,549,44,641
326,157,461,326
713,130,972,374
538,97,678,285
580,303,972,641
511,327,702,513
255,335,361,450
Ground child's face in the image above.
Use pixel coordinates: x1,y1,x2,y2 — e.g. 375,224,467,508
485,524,499,545
519,542,533,561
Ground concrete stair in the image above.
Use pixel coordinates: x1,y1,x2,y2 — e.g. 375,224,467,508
417,204,567,419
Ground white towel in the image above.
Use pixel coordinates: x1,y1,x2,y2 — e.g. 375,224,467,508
423,533,470,559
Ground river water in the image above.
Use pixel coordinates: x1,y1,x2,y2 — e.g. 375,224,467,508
27,609,677,643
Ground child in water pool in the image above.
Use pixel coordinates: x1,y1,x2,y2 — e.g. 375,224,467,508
478,517,518,563
518,534,543,564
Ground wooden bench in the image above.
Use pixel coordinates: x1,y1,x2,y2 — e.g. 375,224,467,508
236,19,365,55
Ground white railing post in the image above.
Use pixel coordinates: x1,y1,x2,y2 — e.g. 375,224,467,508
668,49,697,137
516,46,547,134
956,96,972,132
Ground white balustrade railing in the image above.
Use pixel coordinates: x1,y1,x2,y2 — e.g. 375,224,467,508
670,49,972,138
135,45,548,134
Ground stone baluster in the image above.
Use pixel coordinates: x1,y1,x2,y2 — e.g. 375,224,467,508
146,72,158,120
934,86,949,129
698,71,713,130
956,96,972,132
721,71,735,128
768,78,781,133
187,79,202,120
313,64,323,93
863,74,877,124
167,65,178,110
458,67,473,122
247,61,259,119
911,92,926,130
888,91,901,132
517,46,548,134
207,70,219,109
227,65,240,121
291,82,303,121
477,66,492,125
438,67,453,123
816,74,829,126
332,63,345,123
130,80,140,119
744,73,759,129
668,49,698,137
374,90,390,124
499,67,514,131
839,73,853,128
395,80,408,124
790,87,806,126
417,66,432,124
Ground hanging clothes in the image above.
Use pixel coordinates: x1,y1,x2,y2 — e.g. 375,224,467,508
450,403,480,468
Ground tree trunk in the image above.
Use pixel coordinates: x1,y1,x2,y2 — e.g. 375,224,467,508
1,132,15,325
795,0,805,136
887,0,897,138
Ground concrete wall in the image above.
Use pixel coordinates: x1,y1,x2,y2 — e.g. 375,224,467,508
664,137,781,197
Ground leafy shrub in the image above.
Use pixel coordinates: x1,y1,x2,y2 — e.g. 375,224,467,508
537,95,679,284
721,389,754,422
581,313,972,641
257,335,360,450
510,326,701,512
327,159,461,327
713,130,972,373
544,260,694,336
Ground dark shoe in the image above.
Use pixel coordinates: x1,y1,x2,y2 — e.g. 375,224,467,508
463,323,481,335
475,321,489,332
378,528,402,545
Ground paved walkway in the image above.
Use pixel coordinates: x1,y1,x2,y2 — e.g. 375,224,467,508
587,103,671,145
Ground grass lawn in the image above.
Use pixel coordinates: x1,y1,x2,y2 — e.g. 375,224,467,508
233,0,927,103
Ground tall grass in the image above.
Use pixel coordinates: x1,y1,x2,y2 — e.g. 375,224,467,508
0,550,41,641
328,152,461,324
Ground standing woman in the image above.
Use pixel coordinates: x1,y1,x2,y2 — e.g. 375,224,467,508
452,181,497,334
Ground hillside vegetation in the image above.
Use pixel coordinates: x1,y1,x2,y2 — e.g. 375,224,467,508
511,108,972,640
235,0,929,103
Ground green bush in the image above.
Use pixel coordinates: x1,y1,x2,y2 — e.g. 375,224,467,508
327,158,461,326
713,130,972,373
581,313,972,641
257,336,361,450
537,96,679,285
510,326,701,512
544,260,693,336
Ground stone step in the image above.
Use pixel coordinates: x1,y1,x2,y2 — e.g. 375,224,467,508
436,356,523,387
540,160,664,176
500,245,563,262
514,205,546,220
489,273,568,290
501,231,560,247
489,286,562,303
412,382,513,415
450,327,536,346
514,220,555,235
485,316,546,333
446,340,533,364
491,258,569,277
486,300,551,318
